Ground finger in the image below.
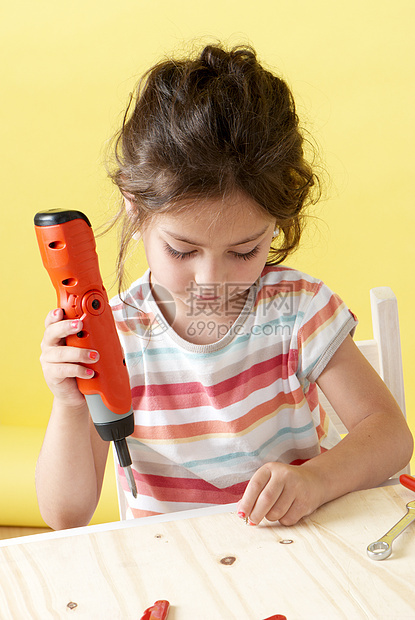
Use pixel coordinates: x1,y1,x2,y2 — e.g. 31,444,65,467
44,308,64,327
248,476,290,526
237,467,274,524
47,362,95,382
42,345,99,365
275,485,318,526
263,486,296,524
41,318,84,350
277,498,306,527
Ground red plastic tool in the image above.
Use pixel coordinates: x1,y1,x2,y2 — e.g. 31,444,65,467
139,600,170,620
400,474,415,493
34,210,132,415
34,209,137,497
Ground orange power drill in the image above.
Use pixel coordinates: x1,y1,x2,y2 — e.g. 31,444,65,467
34,209,137,498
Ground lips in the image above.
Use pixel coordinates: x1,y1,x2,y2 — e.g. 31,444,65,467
195,294,220,301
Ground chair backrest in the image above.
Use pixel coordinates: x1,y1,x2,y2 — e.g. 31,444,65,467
318,286,410,480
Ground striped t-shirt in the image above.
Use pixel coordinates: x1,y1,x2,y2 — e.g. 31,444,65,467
110,265,357,518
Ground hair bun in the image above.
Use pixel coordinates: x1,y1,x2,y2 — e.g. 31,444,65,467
200,44,256,73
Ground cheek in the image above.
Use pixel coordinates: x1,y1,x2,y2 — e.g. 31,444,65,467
152,258,191,291
231,255,267,282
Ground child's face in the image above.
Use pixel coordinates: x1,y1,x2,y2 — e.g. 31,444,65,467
137,192,275,315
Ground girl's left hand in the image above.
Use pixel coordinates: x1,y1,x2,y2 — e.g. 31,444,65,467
237,462,324,526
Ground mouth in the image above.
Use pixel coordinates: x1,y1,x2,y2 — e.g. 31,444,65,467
195,294,220,301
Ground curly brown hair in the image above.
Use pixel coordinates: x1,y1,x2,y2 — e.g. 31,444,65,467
108,43,321,291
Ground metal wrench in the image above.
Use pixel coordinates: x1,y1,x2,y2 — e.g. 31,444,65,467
367,500,415,560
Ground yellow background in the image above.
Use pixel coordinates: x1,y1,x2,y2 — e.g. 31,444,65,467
1,0,414,526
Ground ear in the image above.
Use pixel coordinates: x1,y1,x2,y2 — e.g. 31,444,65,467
122,193,135,213
122,195,142,241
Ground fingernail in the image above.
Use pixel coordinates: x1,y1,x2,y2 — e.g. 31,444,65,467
53,308,60,317
247,518,256,526
88,351,98,361
237,510,246,519
85,368,94,377
71,320,80,330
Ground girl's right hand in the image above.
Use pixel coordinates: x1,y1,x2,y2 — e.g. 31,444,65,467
40,308,100,408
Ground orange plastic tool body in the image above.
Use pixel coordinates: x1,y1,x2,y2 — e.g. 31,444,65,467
34,209,138,506
400,474,415,493
35,210,131,417
140,600,170,620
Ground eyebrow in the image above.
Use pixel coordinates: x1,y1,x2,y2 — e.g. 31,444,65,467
161,226,269,247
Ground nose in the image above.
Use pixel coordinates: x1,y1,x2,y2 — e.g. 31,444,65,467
194,257,225,291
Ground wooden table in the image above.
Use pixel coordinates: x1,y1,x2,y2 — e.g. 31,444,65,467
0,484,414,619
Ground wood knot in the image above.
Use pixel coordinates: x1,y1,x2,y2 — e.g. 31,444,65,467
220,556,236,565
67,602,78,610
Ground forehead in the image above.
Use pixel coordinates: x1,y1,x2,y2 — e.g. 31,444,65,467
147,193,273,240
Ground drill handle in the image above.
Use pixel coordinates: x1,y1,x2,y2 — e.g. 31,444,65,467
34,209,133,418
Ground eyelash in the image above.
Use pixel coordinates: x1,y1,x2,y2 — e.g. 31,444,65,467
164,243,261,261
164,244,195,260
232,246,261,261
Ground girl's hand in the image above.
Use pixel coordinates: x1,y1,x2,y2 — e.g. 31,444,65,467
40,308,100,408
237,462,324,527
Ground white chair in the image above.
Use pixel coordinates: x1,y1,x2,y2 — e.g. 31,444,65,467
318,286,410,481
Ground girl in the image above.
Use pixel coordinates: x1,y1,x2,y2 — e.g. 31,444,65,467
37,44,413,530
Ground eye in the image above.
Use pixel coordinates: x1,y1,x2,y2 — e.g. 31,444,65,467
231,245,261,261
164,242,195,260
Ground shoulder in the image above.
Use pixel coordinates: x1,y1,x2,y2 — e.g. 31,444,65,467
259,264,323,288
256,265,355,327
256,265,324,307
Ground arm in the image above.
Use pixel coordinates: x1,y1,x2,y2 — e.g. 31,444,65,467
35,309,109,530
238,335,413,526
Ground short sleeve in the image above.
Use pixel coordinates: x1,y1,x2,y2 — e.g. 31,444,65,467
296,281,358,384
